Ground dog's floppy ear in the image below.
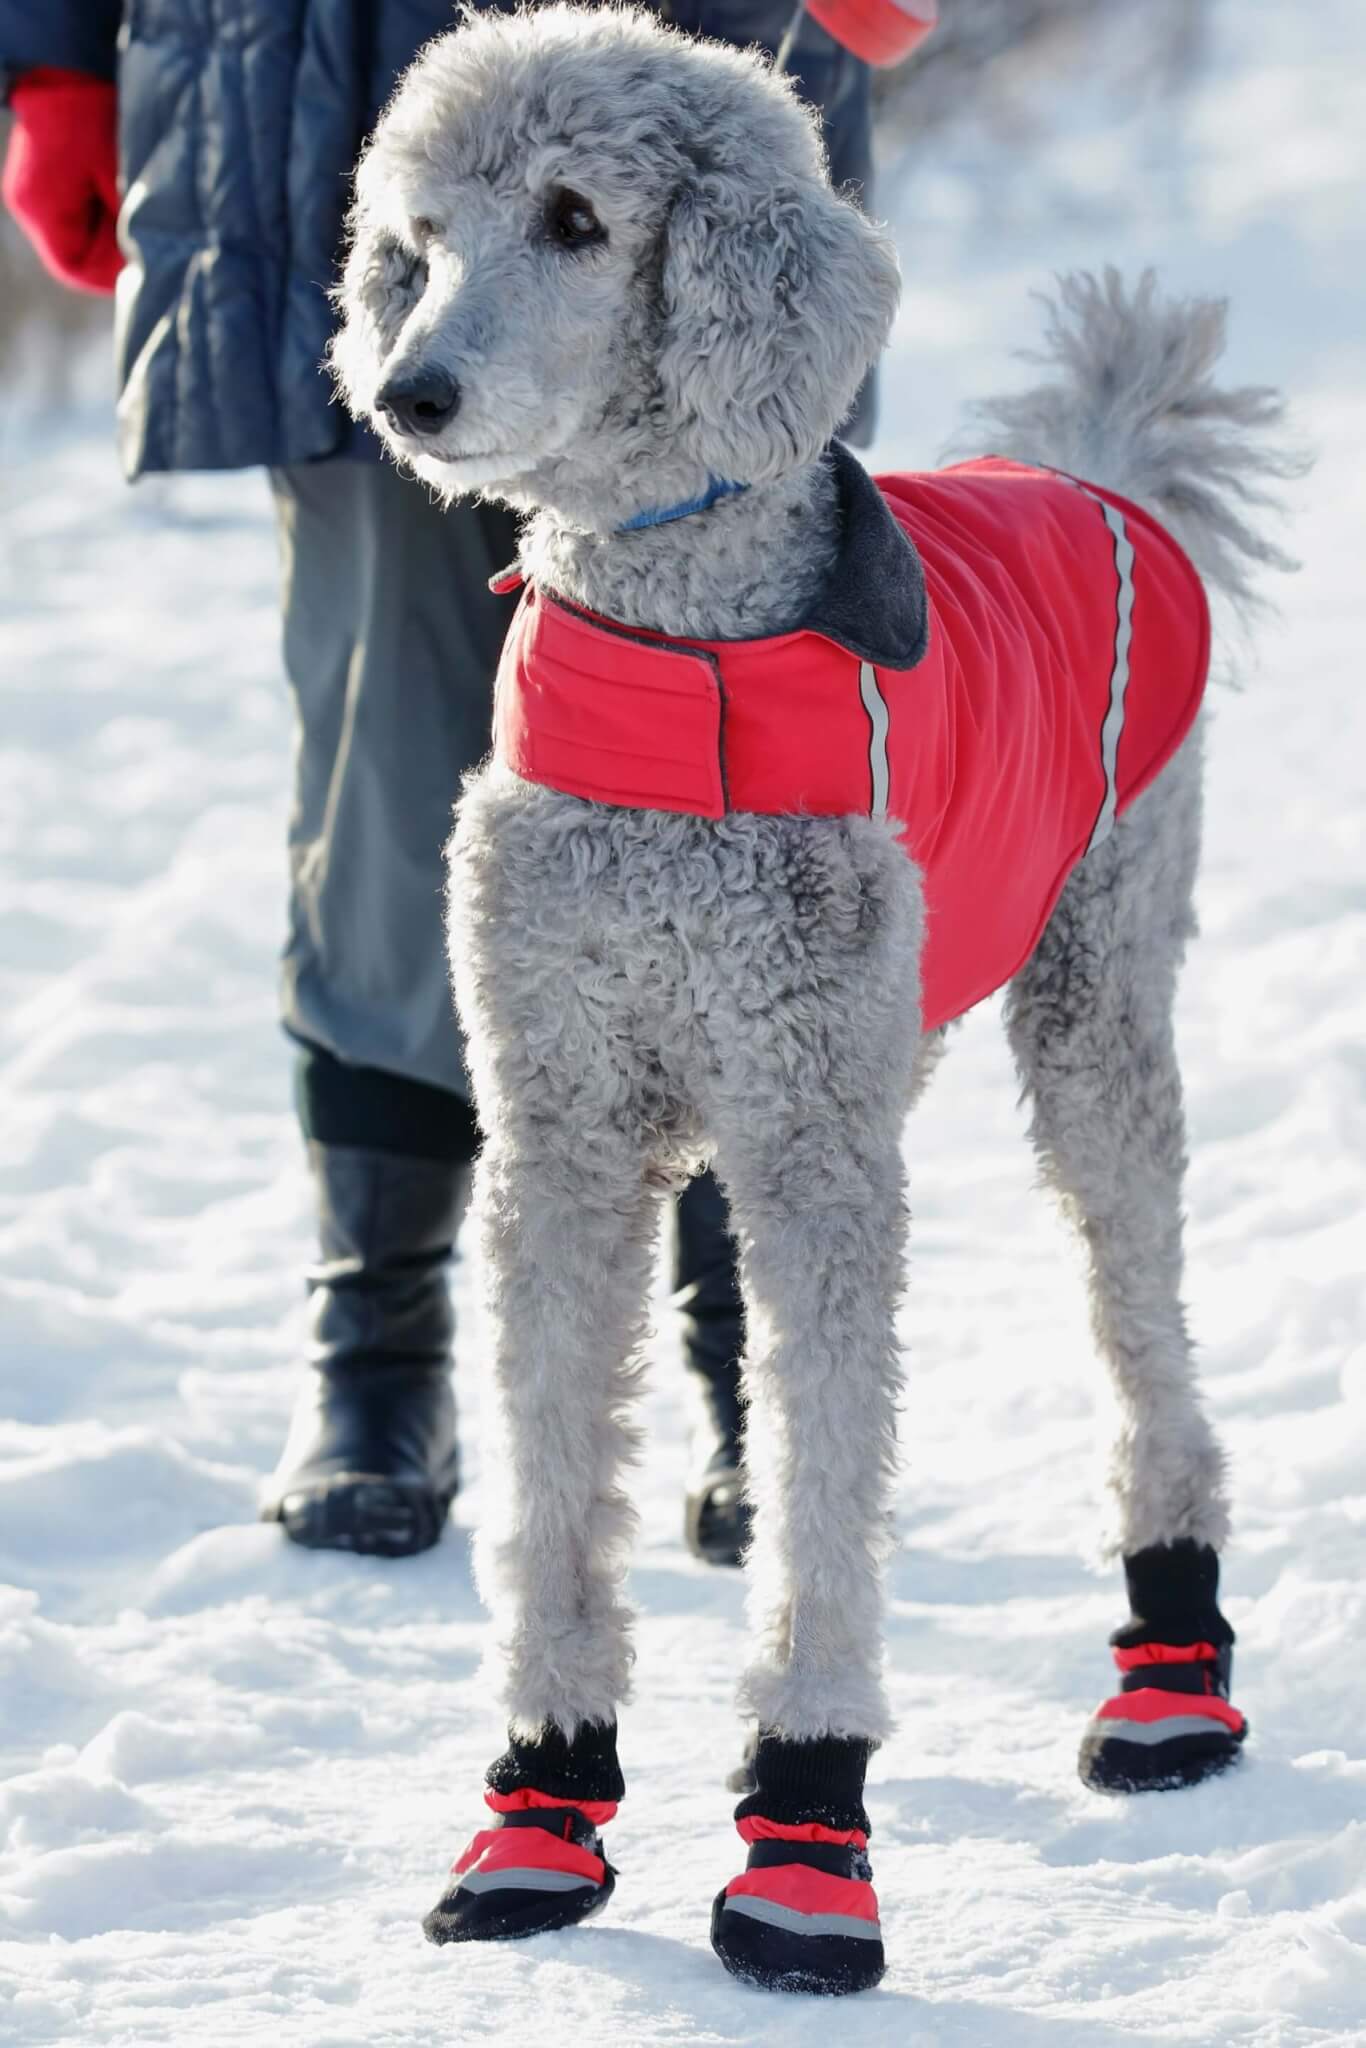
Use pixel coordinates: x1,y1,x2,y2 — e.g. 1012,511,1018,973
657,168,900,482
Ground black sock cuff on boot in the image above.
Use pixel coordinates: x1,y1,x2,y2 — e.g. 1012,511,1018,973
1113,1541,1235,1650
486,1720,625,1806
733,1734,873,1835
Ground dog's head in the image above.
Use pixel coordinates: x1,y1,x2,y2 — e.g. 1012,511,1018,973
329,4,900,521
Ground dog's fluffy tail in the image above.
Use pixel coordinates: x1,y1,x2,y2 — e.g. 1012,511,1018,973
969,268,1304,624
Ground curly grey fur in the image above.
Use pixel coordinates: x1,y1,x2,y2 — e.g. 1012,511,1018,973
328,4,899,540
1004,733,1230,1556
449,778,920,1739
969,269,1303,618
333,9,1296,1748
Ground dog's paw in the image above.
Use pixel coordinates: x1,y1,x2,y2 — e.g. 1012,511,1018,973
1078,1687,1247,1794
711,1861,885,1996
424,1798,616,1945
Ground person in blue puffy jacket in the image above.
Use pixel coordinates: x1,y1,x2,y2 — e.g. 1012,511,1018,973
0,1,876,1562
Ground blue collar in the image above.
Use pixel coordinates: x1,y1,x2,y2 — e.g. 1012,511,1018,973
616,475,749,533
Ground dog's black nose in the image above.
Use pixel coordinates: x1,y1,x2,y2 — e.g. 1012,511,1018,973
375,368,461,437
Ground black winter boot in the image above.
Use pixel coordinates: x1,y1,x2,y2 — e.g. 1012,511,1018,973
259,1142,469,1557
1079,1540,1247,1793
675,1169,750,1568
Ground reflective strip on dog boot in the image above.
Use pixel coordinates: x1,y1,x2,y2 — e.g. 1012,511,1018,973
712,1813,886,1995
423,1788,618,1943
711,1732,885,1993
1081,1543,1247,1794
1079,1667,1248,1794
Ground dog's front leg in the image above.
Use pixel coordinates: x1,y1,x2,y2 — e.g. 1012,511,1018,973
422,1106,661,1946
701,820,923,1994
472,1123,661,1738
426,784,664,1946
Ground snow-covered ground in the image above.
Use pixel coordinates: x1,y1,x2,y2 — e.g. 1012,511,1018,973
2,5,1364,2042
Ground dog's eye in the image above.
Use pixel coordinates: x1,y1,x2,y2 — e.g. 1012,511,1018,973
546,187,605,251
410,216,441,247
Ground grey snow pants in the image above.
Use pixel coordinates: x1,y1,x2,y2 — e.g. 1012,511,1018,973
271,459,519,1102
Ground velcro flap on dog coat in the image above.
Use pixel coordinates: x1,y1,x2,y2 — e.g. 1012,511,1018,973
494,585,727,817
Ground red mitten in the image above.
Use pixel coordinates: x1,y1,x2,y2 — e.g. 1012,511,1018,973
3,67,121,293
805,0,938,69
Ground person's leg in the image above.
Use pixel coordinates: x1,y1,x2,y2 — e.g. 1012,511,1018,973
273,458,519,1094
264,460,751,1558
261,1142,468,1554
261,460,517,1554
268,457,752,1557
674,1169,751,1566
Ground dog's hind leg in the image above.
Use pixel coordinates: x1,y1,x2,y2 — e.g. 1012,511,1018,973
1004,731,1246,1792
1005,735,1224,1556
702,818,922,1994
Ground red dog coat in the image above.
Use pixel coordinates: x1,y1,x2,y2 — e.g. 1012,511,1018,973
492,446,1210,1033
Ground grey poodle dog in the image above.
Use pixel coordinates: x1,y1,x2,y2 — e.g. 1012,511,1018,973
331,3,1296,1996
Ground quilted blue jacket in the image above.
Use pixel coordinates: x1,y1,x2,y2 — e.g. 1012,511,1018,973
0,2,871,477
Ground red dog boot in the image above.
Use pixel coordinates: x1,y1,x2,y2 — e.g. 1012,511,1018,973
1079,1540,1248,1794
711,1734,886,1996
423,1721,622,1943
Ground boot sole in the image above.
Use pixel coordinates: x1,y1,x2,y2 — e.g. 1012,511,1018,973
710,1889,886,1995
424,1866,615,1944
263,1474,456,1558
1079,1722,1246,1795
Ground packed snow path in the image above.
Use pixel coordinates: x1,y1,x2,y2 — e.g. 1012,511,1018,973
2,7,1364,2042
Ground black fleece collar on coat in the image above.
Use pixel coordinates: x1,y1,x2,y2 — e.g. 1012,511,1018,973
492,443,930,667
803,441,929,672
